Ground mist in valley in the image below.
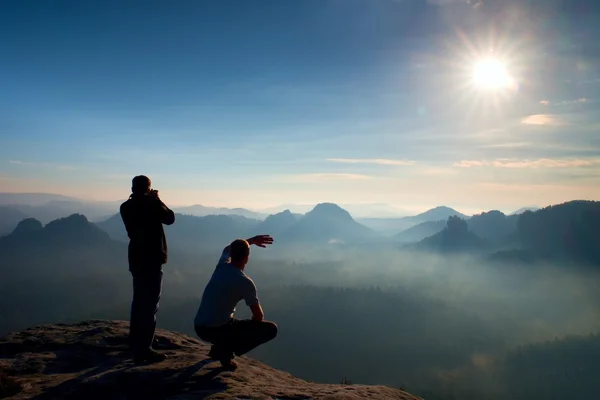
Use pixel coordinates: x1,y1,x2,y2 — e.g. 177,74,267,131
1,198,600,399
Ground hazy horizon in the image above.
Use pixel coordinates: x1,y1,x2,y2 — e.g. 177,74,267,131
0,189,547,218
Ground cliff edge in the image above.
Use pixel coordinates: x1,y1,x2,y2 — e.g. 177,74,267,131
0,320,420,399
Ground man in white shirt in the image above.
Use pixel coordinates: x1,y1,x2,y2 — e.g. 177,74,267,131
194,235,277,369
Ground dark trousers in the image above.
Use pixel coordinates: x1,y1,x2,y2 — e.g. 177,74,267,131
195,319,278,358
130,268,163,357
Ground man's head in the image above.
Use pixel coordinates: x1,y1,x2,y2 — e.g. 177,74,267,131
230,239,250,267
131,175,151,195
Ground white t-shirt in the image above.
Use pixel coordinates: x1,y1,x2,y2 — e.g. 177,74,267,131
193,249,259,327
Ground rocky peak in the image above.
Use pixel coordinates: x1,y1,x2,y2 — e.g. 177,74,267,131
307,203,354,221
11,218,43,236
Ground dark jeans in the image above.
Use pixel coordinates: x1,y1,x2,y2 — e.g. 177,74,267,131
195,319,278,358
130,268,163,357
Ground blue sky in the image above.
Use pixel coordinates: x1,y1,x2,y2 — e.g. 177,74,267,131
1,0,599,214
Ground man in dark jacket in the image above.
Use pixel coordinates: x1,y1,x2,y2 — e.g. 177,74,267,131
120,175,175,363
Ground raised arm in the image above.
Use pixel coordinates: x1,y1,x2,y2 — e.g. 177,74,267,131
246,235,274,248
218,235,273,265
222,235,274,254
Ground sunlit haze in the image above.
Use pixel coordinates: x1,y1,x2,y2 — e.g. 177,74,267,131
1,0,599,214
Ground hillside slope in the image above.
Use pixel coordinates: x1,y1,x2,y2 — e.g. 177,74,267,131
0,320,420,400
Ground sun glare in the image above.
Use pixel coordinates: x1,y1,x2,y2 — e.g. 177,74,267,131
473,58,514,90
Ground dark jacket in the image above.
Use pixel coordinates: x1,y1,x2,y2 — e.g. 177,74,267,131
120,194,175,273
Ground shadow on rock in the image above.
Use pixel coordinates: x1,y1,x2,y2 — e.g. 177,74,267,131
31,359,227,400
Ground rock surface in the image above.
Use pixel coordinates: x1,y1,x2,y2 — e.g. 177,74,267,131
0,320,420,399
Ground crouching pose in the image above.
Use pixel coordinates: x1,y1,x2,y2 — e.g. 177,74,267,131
194,235,277,369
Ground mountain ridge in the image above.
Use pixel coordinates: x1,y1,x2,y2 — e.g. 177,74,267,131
358,206,467,235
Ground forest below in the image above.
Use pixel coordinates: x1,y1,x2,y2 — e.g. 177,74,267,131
1,200,600,399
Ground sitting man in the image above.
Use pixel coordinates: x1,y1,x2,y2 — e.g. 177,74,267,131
194,235,278,369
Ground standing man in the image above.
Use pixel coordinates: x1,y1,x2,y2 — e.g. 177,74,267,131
120,175,175,364
194,235,278,370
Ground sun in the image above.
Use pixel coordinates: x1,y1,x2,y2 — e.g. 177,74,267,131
472,58,514,90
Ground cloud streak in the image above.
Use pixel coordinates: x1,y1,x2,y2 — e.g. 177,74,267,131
453,158,600,168
327,158,415,166
287,173,372,182
538,98,589,107
8,160,77,171
427,0,482,7
521,114,560,126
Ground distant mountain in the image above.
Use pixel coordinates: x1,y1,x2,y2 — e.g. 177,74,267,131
0,214,130,334
518,200,600,266
2,214,111,247
412,206,469,222
10,217,43,236
0,214,121,281
258,203,410,218
334,203,407,218
467,210,519,244
411,216,486,253
403,201,600,263
395,220,446,243
359,206,468,235
0,192,77,206
280,203,373,244
258,204,316,215
98,203,374,248
0,205,28,236
509,207,540,215
1,198,123,224
174,204,268,220
257,210,302,236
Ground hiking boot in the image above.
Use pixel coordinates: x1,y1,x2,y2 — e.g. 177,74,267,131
208,345,220,360
208,344,233,361
220,358,238,370
134,349,167,364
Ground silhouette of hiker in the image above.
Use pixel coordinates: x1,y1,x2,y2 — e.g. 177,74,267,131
120,175,175,364
194,235,278,369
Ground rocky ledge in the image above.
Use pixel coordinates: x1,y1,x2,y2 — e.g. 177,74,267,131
0,320,420,399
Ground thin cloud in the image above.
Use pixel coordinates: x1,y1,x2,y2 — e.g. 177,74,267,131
479,142,531,149
9,160,33,165
289,173,372,182
478,182,596,192
453,158,600,169
8,160,77,171
327,158,415,166
539,98,590,108
428,0,482,7
555,98,588,106
454,160,487,168
419,167,460,176
521,114,560,125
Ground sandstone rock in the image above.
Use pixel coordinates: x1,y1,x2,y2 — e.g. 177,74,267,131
0,320,420,399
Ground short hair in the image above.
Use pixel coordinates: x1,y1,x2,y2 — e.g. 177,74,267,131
230,239,250,263
132,175,151,194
